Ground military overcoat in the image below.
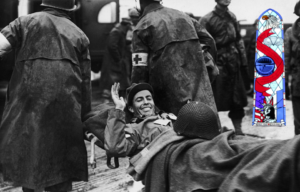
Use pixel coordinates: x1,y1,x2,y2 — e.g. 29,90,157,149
287,24,300,97
99,23,131,96
200,6,248,111
131,3,218,116
0,9,91,189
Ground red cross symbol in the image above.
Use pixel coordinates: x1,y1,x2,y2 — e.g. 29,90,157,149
133,54,142,65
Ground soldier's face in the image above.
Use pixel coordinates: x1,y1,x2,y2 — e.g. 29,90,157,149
130,90,155,117
217,0,231,7
131,17,139,26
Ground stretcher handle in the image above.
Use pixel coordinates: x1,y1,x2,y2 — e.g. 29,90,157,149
106,155,119,169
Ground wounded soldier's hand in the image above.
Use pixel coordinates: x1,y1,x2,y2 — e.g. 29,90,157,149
111,82,126,111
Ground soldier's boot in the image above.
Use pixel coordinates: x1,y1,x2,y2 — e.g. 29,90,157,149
231,118,243,135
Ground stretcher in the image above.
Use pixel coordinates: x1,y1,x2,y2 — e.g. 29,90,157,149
83,102,129,170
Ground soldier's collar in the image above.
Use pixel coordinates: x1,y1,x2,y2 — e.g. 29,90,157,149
131,115,156,124
213,5,230,18
130,110,161,124
42,8,71,20
140,3,164,19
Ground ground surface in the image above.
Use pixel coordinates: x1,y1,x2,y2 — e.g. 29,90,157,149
0,80,295,192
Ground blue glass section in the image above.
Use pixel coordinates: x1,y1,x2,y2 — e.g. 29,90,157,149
256,91,265,108
276,90,285,123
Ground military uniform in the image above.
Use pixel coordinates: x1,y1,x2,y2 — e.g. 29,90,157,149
246,29,256,90
131,3,218,117
287,23,300,134
200,6,248,129
0,8,91,189
99,23,131,99
104,108,172,157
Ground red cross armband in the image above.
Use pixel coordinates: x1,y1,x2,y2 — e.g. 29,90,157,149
132,53,148,67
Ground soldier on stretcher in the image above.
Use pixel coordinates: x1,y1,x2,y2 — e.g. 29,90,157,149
99,82,300,192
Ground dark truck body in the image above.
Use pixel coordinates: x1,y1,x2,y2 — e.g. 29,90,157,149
0,1,292,80
0,0,19,81
240,23,292,49
0,0,120,80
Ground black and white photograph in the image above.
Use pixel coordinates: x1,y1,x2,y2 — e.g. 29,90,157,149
0,0,299,191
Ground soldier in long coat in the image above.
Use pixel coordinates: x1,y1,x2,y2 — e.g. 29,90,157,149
200,0,248,134
131,0,219,121
288,2,300,135
99,19,132,102
0,1,91,191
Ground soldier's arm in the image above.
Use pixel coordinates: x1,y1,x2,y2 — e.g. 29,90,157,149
193,18,217,61
104,109,140,157
0,33,12,59
193,18,219,82
236,39,248,67
80,47,92,120
284,29,291,76
0,17,24,58
131,29,149,83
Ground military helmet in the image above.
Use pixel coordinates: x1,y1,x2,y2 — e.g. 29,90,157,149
174,101,220,140
129,8,140,18
294,1,300,16
41,0,77,11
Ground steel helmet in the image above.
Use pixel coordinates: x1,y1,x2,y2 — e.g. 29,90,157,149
174,101,220,140
135,0,162,13
41,0,77,11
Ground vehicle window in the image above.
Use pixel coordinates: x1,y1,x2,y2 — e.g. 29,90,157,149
18,0,29,16
98,2,117,23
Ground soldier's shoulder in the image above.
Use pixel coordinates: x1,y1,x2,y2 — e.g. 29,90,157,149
26,11,53,20
14,11,44,22
110,25,123,34
286,26,292,33
162,6,184,14
201,11,215,20
227,10,237,20
135,15,151,30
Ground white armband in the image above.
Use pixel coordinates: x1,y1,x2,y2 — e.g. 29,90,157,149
0,33,12,56
132,53,148,67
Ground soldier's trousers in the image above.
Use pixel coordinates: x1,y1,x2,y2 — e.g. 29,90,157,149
292,96,300,135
